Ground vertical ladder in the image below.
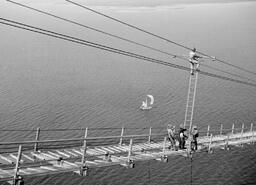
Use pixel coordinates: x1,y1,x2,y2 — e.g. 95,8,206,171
183,71,199,132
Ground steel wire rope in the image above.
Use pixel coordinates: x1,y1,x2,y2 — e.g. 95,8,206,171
7,0,254,83
66,0,256,77
1,18,256,88
0,18,189,71
4,0,256,83
0,127,163,132
6,0,180,60
201,63,256,83
1,124,249,134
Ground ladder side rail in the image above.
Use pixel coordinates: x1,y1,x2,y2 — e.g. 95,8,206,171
183,74,196,128
189,72,199,133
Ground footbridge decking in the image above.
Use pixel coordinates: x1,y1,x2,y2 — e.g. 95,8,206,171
0,124,255,184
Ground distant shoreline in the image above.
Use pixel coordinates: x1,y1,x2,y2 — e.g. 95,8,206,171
77,0,255,7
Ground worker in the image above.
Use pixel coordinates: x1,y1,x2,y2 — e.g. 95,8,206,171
191,125,199,150
189,48,202,75
189,48,216,75
178,125,187,149
167,124,176,150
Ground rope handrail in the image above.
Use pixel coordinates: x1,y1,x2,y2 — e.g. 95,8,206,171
0,127,166,132
0,133,166,146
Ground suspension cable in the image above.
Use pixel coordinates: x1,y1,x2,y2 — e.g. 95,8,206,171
7,0,256,82
1,18,256,88
0,18,189,70
6,0,180,59
66,0,256,77
201,63,256,83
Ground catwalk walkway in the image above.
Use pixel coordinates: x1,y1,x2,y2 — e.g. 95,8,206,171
0,124,255,184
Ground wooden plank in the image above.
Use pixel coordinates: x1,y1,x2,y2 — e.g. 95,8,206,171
136,143,155,150
86,149,103,155
40,166,58,171
0,154,14,164
10,154,24,163
99,146,116,154
30,152,47,160
19,169,31,175
22,153,35,162
106,146,123,153
75,161,98,167
55,150,71,158
26,167,49,173
48,151,61,158
63,149,79,157
62,161,78,167
72,149,83,155
111,145,128,152
135,143,154,150
40,152,57,160
110,156,127,163
148,142,163,148
93,147,111,154
0,169,13,178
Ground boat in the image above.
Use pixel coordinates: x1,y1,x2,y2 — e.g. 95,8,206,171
140,95,154,110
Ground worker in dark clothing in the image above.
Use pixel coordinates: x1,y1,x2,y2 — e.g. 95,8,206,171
191,126,199,150
178,125,187,149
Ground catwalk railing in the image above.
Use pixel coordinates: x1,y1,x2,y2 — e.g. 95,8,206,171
0,123,255,184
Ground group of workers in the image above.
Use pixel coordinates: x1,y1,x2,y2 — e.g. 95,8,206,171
167,124,198,151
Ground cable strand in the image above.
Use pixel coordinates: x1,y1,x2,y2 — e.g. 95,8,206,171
1,18,256,88
66,0,256,77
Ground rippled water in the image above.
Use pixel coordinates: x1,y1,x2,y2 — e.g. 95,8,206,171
0,1,256,184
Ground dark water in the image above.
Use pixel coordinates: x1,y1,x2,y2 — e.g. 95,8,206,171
0,1,256,184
